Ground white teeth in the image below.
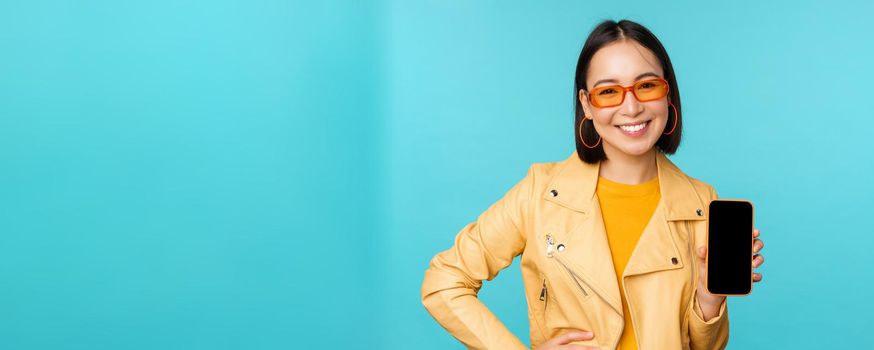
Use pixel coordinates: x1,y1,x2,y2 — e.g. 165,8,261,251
619,121,648,133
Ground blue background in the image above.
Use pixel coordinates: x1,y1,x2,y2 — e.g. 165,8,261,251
1,1,871,349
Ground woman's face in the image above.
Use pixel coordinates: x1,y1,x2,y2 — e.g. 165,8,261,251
579,40,670,158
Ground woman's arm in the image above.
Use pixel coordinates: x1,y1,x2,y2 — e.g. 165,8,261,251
421,165,537,350
688,186,730,350
688,292,729,349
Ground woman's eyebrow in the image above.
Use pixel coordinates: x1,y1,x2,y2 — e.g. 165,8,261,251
593,72,661,87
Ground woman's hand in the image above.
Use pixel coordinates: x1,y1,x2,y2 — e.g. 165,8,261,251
536,329,599,350
695,228,765,320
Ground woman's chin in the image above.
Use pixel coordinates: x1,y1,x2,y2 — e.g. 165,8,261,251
608,139,658,157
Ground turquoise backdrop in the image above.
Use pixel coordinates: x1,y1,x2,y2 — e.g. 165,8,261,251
1,1,871,349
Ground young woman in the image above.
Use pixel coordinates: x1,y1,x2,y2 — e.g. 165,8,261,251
421,19,766,350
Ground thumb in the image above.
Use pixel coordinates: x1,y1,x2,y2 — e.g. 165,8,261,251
697,245,706,259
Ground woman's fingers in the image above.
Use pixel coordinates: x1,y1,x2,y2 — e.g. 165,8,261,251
536,329,596,350
548,330,594,346
564,345,601,350
753,228,760,238
752,252,765,283
752,253,764,268
753,239,764,253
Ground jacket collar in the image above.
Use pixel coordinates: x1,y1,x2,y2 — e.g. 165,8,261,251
542,150,707,221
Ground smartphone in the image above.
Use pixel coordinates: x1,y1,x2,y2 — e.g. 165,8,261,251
705,199,754,296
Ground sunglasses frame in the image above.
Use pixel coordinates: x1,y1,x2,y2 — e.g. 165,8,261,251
586,77,671,108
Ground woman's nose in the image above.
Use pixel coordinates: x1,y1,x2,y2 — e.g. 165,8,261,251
620,91,643,115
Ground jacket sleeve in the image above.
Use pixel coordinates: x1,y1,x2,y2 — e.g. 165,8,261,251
420,164,536,350
688,186,730,349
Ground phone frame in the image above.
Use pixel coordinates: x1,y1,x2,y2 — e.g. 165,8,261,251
704,199,755,296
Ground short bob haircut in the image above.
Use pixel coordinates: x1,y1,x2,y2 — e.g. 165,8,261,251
574,19,682,164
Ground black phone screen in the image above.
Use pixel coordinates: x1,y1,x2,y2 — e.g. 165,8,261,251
706,200,753,295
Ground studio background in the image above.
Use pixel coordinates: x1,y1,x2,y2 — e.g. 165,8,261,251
1,1,871,349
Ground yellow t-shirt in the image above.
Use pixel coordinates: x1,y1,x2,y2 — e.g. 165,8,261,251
596,175,661,350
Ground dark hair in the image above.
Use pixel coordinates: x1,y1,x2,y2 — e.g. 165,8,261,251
574,19,682,164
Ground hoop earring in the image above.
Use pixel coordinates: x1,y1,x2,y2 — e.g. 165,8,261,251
578,117,601,148
663,103,678,135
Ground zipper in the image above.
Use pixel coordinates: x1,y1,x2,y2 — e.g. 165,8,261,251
545,233,623,350
544,234,588,297
535,277,550,342
555,257,590,297
545,234,555,257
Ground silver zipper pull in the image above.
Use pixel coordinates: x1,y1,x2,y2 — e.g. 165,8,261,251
545,234,555,257
539,279,547,301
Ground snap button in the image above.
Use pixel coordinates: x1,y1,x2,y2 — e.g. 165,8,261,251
557,244,565,252
696,209,703,216
549,189,558,197
671,257,678,265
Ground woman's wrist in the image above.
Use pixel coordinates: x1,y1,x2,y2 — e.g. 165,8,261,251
695,293,726,322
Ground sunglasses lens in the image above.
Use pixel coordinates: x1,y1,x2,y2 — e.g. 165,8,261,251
591,86,624,107
634,79,669,101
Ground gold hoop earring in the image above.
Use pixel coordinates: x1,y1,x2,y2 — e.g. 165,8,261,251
579,117,601,149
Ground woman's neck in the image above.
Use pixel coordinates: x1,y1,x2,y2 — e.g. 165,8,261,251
598,145,658,185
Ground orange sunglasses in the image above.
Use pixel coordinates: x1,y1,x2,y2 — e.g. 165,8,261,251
586,77,670,108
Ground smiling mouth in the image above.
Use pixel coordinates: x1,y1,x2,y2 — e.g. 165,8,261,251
616,120,649,133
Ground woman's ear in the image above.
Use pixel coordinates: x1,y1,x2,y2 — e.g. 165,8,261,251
578,89,592,119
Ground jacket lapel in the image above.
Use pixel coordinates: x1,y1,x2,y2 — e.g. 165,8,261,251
624,152,708,277
542,150,709,316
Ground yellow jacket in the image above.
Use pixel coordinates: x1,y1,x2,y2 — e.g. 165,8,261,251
421,151,729,349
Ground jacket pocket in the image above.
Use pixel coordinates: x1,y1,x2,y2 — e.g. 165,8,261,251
529,274,551,347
